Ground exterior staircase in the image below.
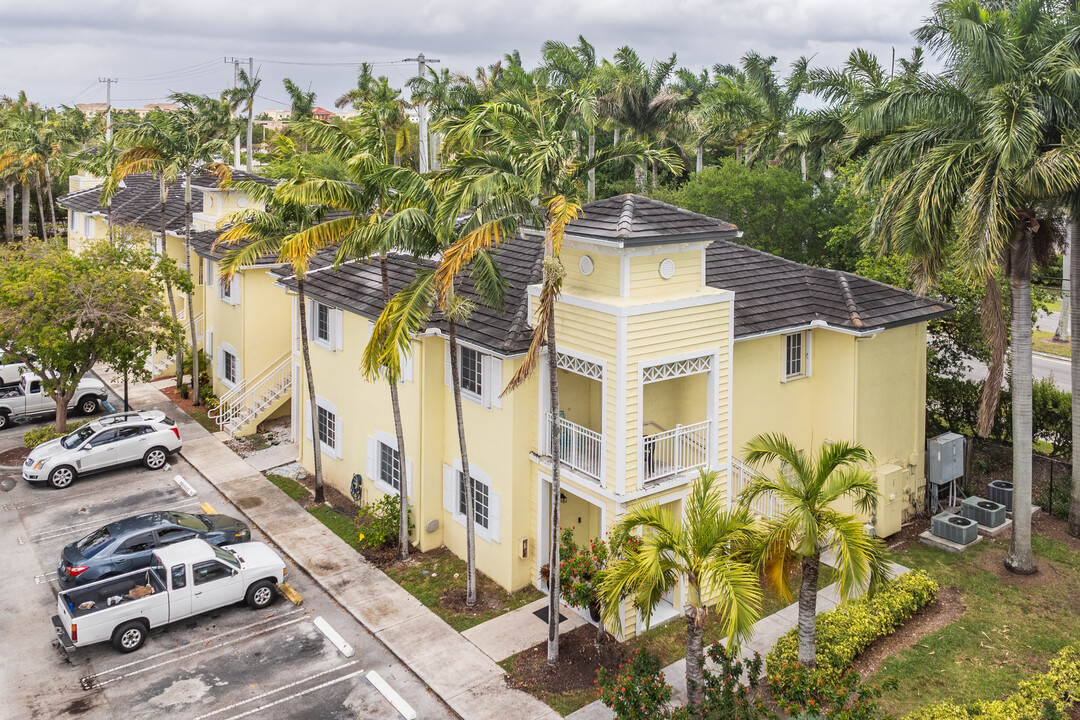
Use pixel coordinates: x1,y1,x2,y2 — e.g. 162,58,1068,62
208,351,292,437
147,310,204,378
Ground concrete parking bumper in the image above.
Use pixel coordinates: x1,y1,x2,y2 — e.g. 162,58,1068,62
122,381,559,720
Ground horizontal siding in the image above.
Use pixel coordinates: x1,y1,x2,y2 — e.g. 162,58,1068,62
629,250,701,298
563,247,621,297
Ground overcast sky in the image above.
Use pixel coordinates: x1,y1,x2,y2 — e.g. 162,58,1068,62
1,0,937,112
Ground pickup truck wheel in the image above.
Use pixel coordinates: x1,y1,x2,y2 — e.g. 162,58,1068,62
246,580,277,610
0,412,8,431
111,621,147,653
78,397,99,415
48,466,77,489
143,447,168,470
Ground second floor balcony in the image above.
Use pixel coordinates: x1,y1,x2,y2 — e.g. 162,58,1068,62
542,413,603,482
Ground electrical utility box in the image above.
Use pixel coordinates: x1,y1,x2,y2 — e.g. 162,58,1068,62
927,432,964,486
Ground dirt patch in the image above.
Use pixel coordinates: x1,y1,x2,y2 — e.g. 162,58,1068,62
0,446,30,465
1032,511,1080,552
853,586,966,678
504,624,629,697
234,496,263,510
977,548,1062,588
158,381,205,417
885,517,932,552
441,586,505,617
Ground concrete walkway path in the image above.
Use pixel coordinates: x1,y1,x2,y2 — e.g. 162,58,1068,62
463,596,588,662
122,380,559,720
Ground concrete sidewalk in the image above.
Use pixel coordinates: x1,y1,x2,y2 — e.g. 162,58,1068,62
123,380,559,720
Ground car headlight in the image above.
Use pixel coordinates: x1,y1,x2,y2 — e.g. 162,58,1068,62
32,460,46,470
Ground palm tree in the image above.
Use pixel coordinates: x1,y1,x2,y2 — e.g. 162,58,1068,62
673,66,717,173
600,469,763,708
217,178,333,503
0,94,70,240
435,85,681,664
114,94,238,406
541,36,601,199
741,433,889,667
859,0,1080,574
228,67,262,172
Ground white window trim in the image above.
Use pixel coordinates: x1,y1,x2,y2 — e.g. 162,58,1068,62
368,320,412,381
368,429,412,499
444,340,502,409
781,331,812,382
443,460,500,543
309,300,343,352
218,342,239,389
306,395,341,460
83,214,93,237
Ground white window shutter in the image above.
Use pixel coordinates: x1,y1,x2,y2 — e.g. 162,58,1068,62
444,342,452,387
232,274,241,305
442,465,455,512
215,347,223,379
405,459,414,501
304,400,312,439
488,355,502,408
333,411,341,455
292,299,300,344
366,437,376,482
333,309,344,351
490,491,501,543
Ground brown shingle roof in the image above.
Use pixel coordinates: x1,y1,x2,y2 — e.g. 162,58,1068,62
565,194,738,246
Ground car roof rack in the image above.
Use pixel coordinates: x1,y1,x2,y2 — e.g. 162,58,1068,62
97,411,145,426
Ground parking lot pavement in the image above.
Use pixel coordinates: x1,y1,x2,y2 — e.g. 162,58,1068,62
0,439,455,720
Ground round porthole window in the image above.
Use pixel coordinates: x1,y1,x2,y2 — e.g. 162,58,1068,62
658,258,675,279
237,197,248,208
579,255,595,276
207,196,214,208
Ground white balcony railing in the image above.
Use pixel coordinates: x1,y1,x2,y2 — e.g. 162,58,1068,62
208,351,292,436
730,457,786,521
641,420,710,483
543,413,603,481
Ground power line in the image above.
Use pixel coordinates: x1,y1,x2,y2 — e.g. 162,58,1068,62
117,58,221,82
254,57,410,67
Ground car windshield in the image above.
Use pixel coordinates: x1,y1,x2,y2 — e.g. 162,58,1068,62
61,425,96,450
167,512,210,532
213,545,240,569
75,526,113,558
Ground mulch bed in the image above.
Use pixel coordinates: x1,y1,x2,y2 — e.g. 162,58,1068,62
158,379,206,417
503,624,629,697
0,446,30,465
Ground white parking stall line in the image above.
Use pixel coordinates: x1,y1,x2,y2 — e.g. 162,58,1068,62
190,661,361,720
35,571,58,585
81,616,309,690
19,500,203,544
86,608,307,681
210,669,367,720
7,479,179,510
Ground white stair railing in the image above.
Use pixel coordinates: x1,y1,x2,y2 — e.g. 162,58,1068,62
542,413,603,481
640,420,710,483
730,457,786,520
208,351,292,436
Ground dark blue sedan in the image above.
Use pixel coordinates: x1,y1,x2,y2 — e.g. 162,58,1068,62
58,511,251,588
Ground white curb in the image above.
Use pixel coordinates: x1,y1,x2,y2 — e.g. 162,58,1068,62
366,670,417,720
313,615,354,658
174,475,197,497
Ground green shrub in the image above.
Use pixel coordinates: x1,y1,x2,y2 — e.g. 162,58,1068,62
205,396,221,412
24,420,89,449
198,383,216,402
357,493,413,548
179,383,189,399
596,647,672,720
904,643,1080,720
767,570,938,699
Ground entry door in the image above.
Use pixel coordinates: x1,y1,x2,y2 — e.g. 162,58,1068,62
190,561,244,614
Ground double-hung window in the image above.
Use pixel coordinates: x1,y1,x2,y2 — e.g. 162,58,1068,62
315,303,331,344
783,331,809,380
317,404,336,450
457,472,490,529
460,346,483,398
222,349,238,385
446,343,500,407
84,215,93,237
378,441,401,492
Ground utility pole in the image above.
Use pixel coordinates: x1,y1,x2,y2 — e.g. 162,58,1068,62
226,57,241,169
247,57,255,171
404,53,440,173
99,78,117,142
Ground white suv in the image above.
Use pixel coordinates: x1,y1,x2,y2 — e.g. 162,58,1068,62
23,411,183,489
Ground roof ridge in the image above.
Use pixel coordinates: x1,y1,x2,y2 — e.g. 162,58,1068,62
616,195,636,237
835,272,866,328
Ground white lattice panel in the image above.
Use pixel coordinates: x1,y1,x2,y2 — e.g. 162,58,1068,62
642,355,711,383
557,353,603,380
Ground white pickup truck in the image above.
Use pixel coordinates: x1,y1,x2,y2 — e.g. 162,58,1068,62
0,373,107,430
52,538,286,653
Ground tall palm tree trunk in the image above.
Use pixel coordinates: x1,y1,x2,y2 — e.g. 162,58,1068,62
1069,211,1080,538
247,106,255,172
297,277,325,504
160,182,184,389
797,554,820,665
20,181,30,239
696,144,703,174
4,183,13,242
449,318,477,606
685,601,706,707
45,164,57,233
1005,223,1037,574
33,177,47,240
381,256,409,561
547,291,563,666
184,174,201,407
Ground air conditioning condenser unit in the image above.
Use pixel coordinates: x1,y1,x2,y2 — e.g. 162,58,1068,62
931,512,978,545
960,496,1006,528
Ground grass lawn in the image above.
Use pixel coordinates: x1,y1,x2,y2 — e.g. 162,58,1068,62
867,534,1080,717
187,405,221,433
308,505,363,551
268,473,312,501
1033,329,1071,358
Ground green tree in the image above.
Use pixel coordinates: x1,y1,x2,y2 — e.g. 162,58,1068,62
859,0,1080,574
227,67,262,172
741,433,888,667
217,178,334,503
435,85,680,663
0,237,180,430
600,469,764,708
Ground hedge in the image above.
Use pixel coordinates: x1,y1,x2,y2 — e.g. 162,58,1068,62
905,643,1080,720
24,420,89,449
767,570,939,697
